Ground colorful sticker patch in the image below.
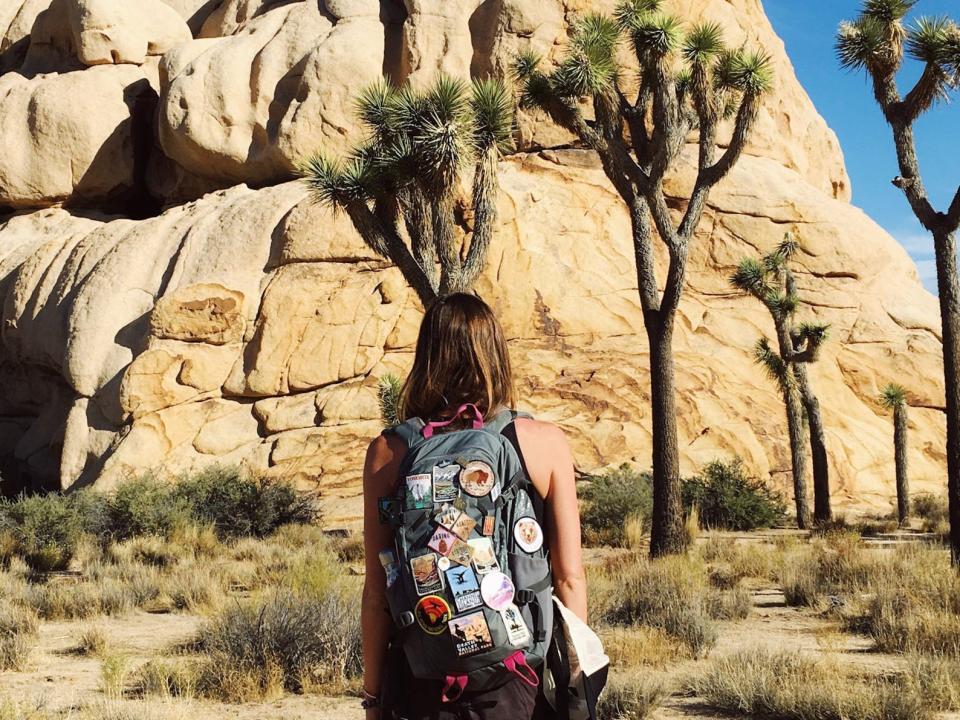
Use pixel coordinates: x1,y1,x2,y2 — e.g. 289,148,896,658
513,517,544,553
435,504,460,530
437,556,451,572
448,611,494,657
377,496,402,524
428,526,458,556
450,512,477,541
468,537,500,575
460,460,496,497
405,473,432,510
445,566,483,612
379,549,399,588
432,463,460,503
500,603,531,647
480,571,515,611
448,538,474,567
415,595,452,635
410,552,444,596
481,515,496,536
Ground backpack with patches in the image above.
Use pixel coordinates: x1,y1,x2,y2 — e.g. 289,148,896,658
377,403,554,702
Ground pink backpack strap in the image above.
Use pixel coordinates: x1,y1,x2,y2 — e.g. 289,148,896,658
422,403,484,438
503,650,540,687
440,674,469,703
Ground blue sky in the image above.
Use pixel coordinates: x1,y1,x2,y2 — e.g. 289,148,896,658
764,0,960,293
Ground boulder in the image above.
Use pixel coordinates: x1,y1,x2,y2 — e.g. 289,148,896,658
66,0,191,66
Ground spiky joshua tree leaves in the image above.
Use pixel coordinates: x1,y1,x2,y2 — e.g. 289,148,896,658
837,0,960,564
299,75,515,304
515,2,773,556
880,383,911,526
731,235,832,529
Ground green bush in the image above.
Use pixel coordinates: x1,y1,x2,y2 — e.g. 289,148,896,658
682,458,787,531
579,464,653,547
106,476,192,540
173,466,318,539
0,494,85,571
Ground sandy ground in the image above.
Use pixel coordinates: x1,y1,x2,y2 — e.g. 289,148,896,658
5,581,956,720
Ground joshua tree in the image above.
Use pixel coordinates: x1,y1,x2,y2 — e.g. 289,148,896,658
836,0,960,562
515,2,773,556
300,75,514,305
731,236,832,528
378,373,403,428
881,383,910,526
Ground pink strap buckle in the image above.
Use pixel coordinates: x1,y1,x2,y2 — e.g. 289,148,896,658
422,403,484,438
441,674,468,703
503,650,539,687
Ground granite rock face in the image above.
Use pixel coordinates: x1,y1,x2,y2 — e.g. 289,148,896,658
0,0,943,525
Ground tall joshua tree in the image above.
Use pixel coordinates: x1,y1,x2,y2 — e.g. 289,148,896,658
731,236,831,528
515,2,773,556
837,0,960,562
880,383,910,526
299,75,514,305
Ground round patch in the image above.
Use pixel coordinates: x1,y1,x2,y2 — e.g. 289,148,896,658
415,595,452,635
437,556,451,571
513,517,544,553
480,571,515,611
460,460,496,497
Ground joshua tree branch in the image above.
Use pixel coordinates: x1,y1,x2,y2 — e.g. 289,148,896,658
899,61,948,125
399,186,438,292
630,197,661,313
432,192,462,294
649,64,682,184
460,148,498,290
946,186,960,232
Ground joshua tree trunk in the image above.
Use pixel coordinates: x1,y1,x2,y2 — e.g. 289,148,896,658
648,314,684,556
796,364,831,524
934,228,960,563
782,378,811,530
893,401,909,526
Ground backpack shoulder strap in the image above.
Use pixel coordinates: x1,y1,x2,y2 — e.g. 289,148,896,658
382,417,427,450
497,410,547,529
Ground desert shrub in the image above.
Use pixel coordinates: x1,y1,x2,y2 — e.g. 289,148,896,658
913,492,949,534
905,654,960,711
74,626,108,657
105,476,192,541
580,464,653,547
196,590,361,700
173,466,319,539
687,647,933,720
595,670,668,719
0,605,37,671
592,556,731,657
777,532,881,608
682,458,787,531
600,626,689,668
134,658,200,699
0,493,85,571
100,653,130,700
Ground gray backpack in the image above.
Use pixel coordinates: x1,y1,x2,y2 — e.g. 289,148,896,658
378,404,554,702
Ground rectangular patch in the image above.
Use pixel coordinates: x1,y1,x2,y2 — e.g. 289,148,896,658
500,604,531,647
445,566,482,612
447,538,474,567
377,496,402,524
449,611,494,657
432,463,460,503
481,515,495,536
468,537,499,574
450,512,477,541
435,504,461,531
410,552,443,596
405,474,433,510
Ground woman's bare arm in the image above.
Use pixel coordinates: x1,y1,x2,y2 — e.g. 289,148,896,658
360,433,405,716
515,419,588,622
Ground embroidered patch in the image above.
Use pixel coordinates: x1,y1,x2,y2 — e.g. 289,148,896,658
468,537,500,575
447,538,474,567
460,460,496,497
450,512,477,541
428,526,458,556
432,463,460,503
480,571,515,611
448,611,494,657
445,566,483,612
404,474,432,510
410,552,444,596
415,595,452,635
435,504,460,530
500,603,531,647
513,517,544,553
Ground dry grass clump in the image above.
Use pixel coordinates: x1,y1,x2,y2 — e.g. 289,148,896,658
600,626,690,668
591,554,750,658
913,492,949,534
74,626,109,657
696,537,780,583
193,587,362,701
903,654,960,711
0,699,54,720
0,605,37,671
776,531,883,608
595,669,669,720
688,647,933,720
100,653,130,700
133,658,200,699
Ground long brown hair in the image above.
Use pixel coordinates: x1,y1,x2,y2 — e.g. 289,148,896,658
400,293,515,424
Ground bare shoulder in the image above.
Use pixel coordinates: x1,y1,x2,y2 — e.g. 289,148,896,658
363,432,407,493
512,418,573,498
513,416,570,449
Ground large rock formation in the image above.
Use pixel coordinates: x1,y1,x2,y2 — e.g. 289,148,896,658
0,0,945,524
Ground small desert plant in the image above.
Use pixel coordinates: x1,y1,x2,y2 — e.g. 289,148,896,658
580,465,653,547
100,653,130,700
595,670,669,719
0,605,36,671
600,626,689,669
913,492,949,534
74,626,109,657
134,658,200,699
106,476,192,540
682,458,787,531
0,493,85,571
377,373,403,428
688,647,933,720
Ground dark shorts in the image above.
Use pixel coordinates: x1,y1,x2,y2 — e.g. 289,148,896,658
380,644,553,720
